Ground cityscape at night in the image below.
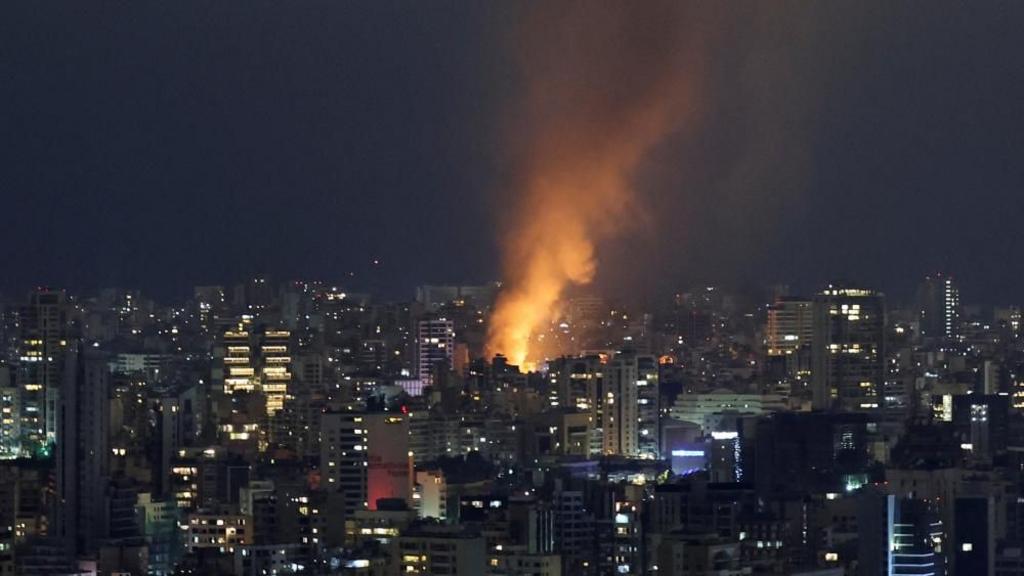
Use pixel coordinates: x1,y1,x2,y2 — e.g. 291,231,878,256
4,2,1024,575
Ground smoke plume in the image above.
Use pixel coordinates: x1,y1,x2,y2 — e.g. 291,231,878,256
485,2,711,367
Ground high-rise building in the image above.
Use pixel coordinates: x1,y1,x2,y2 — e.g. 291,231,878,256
609,497,642,575
17,290,70,456
917,274,960,342
553,490,592,575
709,431,742,483
320,410,367,517
259,328,292,416
417,317,454,386
602,352,650,457
136,493,182,574
0,386,20,458
858,492,945,576
635,355,660,460
811,285,886,412
414,469,447,520
215,321,292,417
321,411,411,515
217,319,257,395
56,344,111,556
747,412,870,495
547,356,606,455
955,495,996,575
953,394,1010,462
766,297,814,380
766,298,814,356
213,319,263,453
365,413,411,510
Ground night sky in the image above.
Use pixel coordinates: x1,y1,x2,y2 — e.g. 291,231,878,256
3,2,1024,306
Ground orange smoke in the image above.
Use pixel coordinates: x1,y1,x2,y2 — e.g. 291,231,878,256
486,3,710,367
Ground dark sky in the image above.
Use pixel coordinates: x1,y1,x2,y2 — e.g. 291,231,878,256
3,2,1024,306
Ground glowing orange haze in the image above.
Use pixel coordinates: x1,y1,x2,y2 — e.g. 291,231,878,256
485,3,706,367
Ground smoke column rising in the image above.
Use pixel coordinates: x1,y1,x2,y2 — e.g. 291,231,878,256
486,2,710,367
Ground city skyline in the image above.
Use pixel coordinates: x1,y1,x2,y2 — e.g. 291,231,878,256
3,3,1024,575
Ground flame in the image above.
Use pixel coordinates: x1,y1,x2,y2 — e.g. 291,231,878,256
485,3,707,367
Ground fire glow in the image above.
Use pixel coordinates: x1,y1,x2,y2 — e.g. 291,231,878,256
485,2,707,367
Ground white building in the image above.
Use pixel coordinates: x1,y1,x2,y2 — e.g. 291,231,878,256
670,390,786,432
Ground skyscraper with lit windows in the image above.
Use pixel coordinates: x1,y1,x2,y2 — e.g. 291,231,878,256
0,393,17,463
17,289,70,456
917,273,960,342
635,354,660,459
417,316,454,386
766,297,814,380
603,351,655,457
811,285,886,412
321,410,411,514
259,327,291,416
766,298,814,356
217,318,257,395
